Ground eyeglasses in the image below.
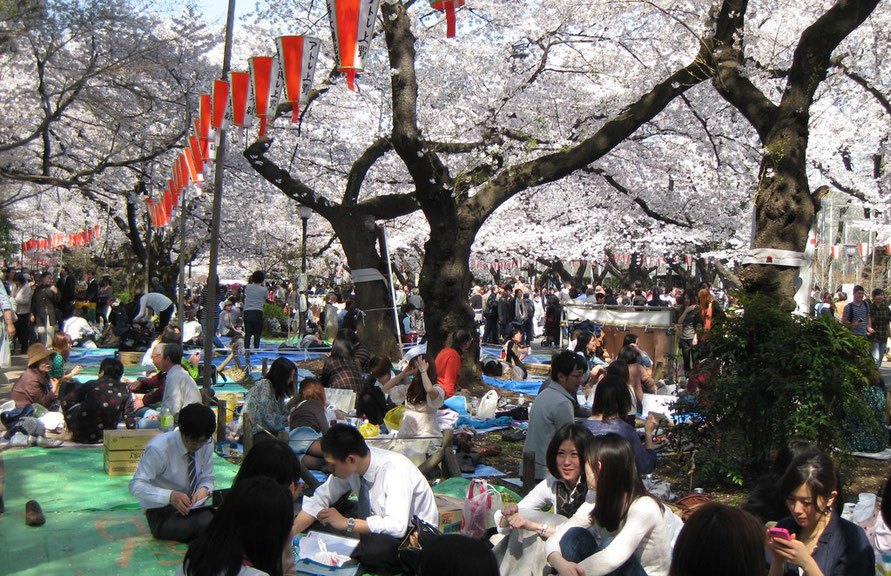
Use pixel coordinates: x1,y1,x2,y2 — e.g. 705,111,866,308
183,435,213,447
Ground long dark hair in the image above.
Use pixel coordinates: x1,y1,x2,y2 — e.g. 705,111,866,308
182,476,293,576
588,433,661,531
669,503,766,576
234,439,299,488
450,329,472,353
591,374,631,418
574,333,593,357
266,357,297,400
779,450,841,517
406,355,437,405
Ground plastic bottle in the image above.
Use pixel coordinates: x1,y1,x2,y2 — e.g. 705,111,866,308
159,406,173,431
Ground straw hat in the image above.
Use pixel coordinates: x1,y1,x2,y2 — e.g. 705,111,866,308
27,343,54,367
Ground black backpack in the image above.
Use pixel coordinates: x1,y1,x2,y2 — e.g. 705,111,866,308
484,294,498,319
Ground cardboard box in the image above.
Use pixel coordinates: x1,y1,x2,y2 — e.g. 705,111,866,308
103,447,145,462
103,451,140,476
103,429,160,451
435,494,464,534
118,351,144,366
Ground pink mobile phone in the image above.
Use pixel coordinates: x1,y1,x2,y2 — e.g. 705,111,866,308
768,527,791,541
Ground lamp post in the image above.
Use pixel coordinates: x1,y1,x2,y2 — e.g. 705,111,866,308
296,205,312,273
296,205,312,335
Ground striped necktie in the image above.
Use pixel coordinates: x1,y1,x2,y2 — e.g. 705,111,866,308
187,451,198,497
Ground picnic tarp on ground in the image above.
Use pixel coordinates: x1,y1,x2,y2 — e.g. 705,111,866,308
0,447,239,575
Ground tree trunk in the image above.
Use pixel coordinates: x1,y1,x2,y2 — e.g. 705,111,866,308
740,122,817,309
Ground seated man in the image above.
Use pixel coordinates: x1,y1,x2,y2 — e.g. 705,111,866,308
129,403,216,542
62,357,137,443
156,344,201,424
292,424,439,573
523,350,588,481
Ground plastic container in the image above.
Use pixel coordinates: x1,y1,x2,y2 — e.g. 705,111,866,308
159,406,174,431
225,393,236,423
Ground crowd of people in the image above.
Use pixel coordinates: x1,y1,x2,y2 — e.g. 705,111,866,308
2,265,890,576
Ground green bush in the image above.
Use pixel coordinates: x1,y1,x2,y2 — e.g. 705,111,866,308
673,294,882,488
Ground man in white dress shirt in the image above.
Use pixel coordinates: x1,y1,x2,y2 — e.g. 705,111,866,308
155,344,201,423
129,403,216,542
293,424,438,572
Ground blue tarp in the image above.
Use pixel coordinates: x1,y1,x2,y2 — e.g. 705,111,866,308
482,375,544,396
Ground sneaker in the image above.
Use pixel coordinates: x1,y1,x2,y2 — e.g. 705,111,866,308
9,432,30,447
25,500,45,526
35,436,64,448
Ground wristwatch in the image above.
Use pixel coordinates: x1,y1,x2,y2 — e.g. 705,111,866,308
346,518,356,533
539,523,549,538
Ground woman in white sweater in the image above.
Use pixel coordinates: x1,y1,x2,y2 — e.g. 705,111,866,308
493,423,593,576
546,433,671,576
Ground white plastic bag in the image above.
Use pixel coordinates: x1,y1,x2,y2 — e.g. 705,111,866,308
476,390,499,420
0,335,9,369
461,479,503,539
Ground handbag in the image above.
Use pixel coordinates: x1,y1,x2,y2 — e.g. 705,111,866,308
397,515,442,576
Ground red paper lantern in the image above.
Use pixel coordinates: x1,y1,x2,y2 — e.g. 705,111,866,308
250,56,283,137
198,94,212,161
326,0,381,90
275,35,321,122
228,71,254,128
430,0,464,38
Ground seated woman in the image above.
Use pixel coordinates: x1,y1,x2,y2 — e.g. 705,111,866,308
669,503,766,576
767,450,873,576
742,439,824,523
503,328,530,379
320,338,363,393
546,433,671,576
244,357,297,441
493,424,593,576
288,377,330,471
178,476,294,576
11,343,59,409
50,333,82,399
574,332,606,392
617,345,656,411
435,329,472,398
62,358,136,443
390,353,444,453
356,356,411,426
582,375,658,475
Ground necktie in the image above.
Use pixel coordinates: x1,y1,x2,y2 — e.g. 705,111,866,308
187,452,198,497
357,477,371,519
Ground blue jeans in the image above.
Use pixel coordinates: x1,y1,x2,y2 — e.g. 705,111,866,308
871,339,887,367
559,527,647,576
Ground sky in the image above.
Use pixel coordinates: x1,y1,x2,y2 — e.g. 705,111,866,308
198,0,253,26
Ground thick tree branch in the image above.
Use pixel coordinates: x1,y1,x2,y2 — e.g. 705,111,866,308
589,169,693,229
467,47,718,226
243,138,419,221
783,0,881,111
344,137,393,206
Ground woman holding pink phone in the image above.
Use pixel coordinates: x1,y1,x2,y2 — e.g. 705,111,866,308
767,451,872,575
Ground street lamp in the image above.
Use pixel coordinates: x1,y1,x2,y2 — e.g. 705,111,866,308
296,204,313,336
296,205,313,273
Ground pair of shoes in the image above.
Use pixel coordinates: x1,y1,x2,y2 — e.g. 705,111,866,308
35,436,64,448
25,500,45,526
